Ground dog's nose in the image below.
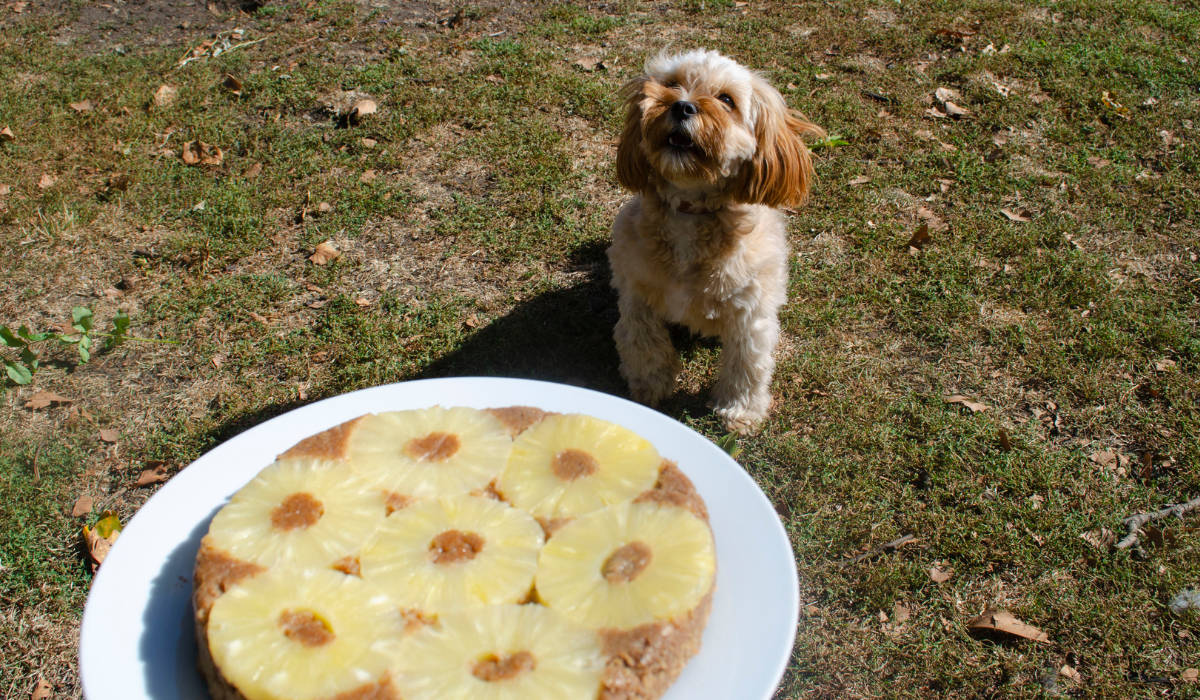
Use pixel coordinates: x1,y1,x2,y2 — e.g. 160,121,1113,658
671,100,698,121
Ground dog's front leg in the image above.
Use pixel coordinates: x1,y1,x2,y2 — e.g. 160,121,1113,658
710,312,779,433
613,292,680,407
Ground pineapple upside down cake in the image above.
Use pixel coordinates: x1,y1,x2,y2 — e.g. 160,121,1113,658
192,406,716,700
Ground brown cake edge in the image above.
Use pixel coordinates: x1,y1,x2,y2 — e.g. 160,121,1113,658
599,587,715,700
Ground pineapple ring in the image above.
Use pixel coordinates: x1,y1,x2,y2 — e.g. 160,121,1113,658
206,458,386,569
535,501,716,631
206,568,405,700
359,495,544,614
391,604,605,700
346,407,513,499
497,414,661,521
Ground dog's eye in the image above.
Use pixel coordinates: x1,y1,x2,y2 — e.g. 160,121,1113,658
666,81,681,89
718,94,736,109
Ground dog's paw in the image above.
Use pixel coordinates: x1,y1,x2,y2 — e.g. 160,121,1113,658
626,372,677,407
711,404,767,435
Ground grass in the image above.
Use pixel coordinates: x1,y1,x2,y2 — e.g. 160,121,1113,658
1,0,1198,697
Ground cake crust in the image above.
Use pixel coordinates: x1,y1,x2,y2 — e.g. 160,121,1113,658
599,589,714,700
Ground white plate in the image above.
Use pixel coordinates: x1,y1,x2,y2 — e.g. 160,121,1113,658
79,377,798,700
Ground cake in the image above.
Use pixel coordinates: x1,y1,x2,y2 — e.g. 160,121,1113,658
193,406,716,700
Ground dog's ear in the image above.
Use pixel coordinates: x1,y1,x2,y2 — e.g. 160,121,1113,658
733,80,825,208
616,78,651,193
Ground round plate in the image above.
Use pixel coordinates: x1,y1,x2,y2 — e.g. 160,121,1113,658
79,377,798,700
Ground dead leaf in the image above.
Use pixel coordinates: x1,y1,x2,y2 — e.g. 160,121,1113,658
1001,208,1032,222
360,169,376,183
38,174,56,189
360,138,377,148
934,87,960,103
309,241,340,265
893,602,911,624
71,496,94,518
1,126,15,142
464,313,480,328
180,140,223,167
1087,156,1110,169
108,172,130,191
248,311,268,324
211,354,224,369
1080,527,1115,549
1155,358,1176,372
485,74,505,84
998,428,1012,452
25,391,72,410
152,84,177,107
99,428,118,443
814,73,832,80
10,1,28,12
926,107,947,119
354,297,371,307
945,395,990,412
317,201,334,214
943,101,970,118
967,609,1050,643
984,147,1004,163
222,75,243,96
349,99,377,124
934,27,976,38
1183,669,1198,682
939,141,958,152
31,678,52,700
907,223,931,251
136,465,170,487
0,184,10,195
786,82,798,90
847,175,872,186
929,563,954,583
70,99,95,112
1059,665,1080,682
84,512,122,567
1101,91,1129,119
574,57,604,72
244,162,262,178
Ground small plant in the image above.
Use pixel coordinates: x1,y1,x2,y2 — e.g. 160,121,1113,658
809,134,850,151
715,432,742,459
0,307,167,385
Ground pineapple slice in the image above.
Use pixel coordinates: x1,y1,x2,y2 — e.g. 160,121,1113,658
206,458,386,570
205,568,405,700
497,415,660,524
535,501,715,631
391,604,604,700
359,495,543,615
346,407,513,499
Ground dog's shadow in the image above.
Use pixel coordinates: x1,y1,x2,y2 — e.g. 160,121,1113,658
417,241,714,420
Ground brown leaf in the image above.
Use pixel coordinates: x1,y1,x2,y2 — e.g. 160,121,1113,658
1059,665,1080,682
1087,156,1110,169
1089,451,1119,468
1080,527,1115,549
180,140,223,167
25,391,72,410
907,223,931,251
38,174,56,189
99,428,119,443
360,138,377,148
847,175,872,186
966,609,1050,643
349,99,377,124
926,107,947,119
248,311,268,324
945,395,990,412
244,162,262,178
0,184,10,195
1183,668,1198,682
939,141,958,152
934,27,976,38
485,74,505,84
934,87,961,103
893,602,911,624
354,297,371,307
206,0,219,14
309,241,340,265
10,1,28,12
1155,358,1176,372
222,75,243,96
211,354,224,369
317,201,334,214
814,73,833,81
943,101,970,118
31,678,52,700
70,99,95,112
152,84,177,107
1001,208,1031,222
574,57,603,72
360,169,376,183
998,428,1012,452
464,313,480,328
929,563,954,582
984,147,1004,163
136,465,170,487
71,496,94,518
0,126,15,142
108,172,131,191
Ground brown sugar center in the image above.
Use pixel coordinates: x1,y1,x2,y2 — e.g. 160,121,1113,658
472,651,537,682
551,448,600,481
601,541,653,584
278,609,335,647
429,530,485,565
405,432,462,462
270,492,324,531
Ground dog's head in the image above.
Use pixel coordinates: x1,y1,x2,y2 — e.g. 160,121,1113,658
617,49,825,208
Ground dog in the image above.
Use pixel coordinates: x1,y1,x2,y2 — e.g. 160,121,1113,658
606,49,824,433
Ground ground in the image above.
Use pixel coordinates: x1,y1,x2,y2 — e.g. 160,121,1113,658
1,0,1198,697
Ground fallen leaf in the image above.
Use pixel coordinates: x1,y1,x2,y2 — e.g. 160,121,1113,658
71,495,94,517
222,75,243,96
70,99,95,112
153,84,177,107
0,126,15,142
244,162,262,178
25,391,72,410
1059,665,1080,682
786,82,798,90
0,184,9,195
945,395,990,412
943,101,970,118
939,141,958,152
360,169,376,183
915,129,933,140
967,609,1050,643
1080,527,1115,549
11,1,28,12
847,175,872,186
926,107,947,119
360,138,377,148
248,311,268,324
893,602,911,624
1087,156,1111,169
305,283,323,292
1183,669,1198,682
108,172,131,191
1101,91,1130,119
934,87,961,103
934,27,976,38
907,223,931,251
984,147,1004,163
998,428,1012,452
354,297,371,306
207,0,218,14
136,465,170,487
180,140,223,167
317,201,334,214
929,563,954,582
485,74,505,84
84,512,122,567
31,678,52,700
464,313,480,328
1001,208,1032,222
211,354,224,369
814,73,832,80
1155,358,1176,372
309,241,340,265
38,174,56,189
99,428,118,443
349,99,377,124
574,57,603,72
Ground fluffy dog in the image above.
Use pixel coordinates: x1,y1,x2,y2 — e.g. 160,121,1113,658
607,49,824,432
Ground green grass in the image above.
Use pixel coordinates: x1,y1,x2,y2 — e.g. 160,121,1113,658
1,0,1198,697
